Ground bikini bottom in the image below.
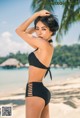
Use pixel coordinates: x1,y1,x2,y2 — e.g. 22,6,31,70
25,82,51,106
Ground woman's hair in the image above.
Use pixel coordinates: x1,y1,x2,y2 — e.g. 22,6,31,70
34,14,59,35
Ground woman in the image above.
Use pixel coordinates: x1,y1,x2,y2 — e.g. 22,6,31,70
16,10,59,118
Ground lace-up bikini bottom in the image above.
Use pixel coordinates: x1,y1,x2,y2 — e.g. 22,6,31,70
25,82,51,106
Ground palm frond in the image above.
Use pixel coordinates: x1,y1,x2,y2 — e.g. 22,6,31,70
31,0,54,12
56,1,80,41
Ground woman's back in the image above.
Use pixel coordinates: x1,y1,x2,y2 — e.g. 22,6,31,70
28,42,53,82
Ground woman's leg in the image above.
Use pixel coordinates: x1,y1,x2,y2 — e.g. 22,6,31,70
41,104,50,118
25,96,45,118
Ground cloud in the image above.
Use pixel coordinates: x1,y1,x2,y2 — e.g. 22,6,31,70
0,32,34,57
0,31,58,57
2,21,7,25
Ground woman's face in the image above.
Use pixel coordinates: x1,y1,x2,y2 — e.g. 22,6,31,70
35,21,53,40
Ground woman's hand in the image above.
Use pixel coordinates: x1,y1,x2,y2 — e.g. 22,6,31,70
37,10,51,17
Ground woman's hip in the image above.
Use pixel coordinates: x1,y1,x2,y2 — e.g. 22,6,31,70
25,81,51,105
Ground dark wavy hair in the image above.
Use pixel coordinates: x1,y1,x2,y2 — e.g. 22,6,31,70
34,14,59,36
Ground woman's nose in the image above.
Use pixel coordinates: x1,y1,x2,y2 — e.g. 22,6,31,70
38,29,42,34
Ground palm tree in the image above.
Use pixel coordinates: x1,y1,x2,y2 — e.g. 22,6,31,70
31,0,80,41
56,0,80,41
31,0,54,12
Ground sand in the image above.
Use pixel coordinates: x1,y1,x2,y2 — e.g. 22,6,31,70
0,76,80,118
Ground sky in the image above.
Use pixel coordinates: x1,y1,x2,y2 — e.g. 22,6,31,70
0,0,80,57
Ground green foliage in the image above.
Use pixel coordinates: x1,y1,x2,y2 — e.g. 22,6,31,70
31,0,54,12
54,0,80,41
0,51,28,65
0,44,80,67
52,44,80,67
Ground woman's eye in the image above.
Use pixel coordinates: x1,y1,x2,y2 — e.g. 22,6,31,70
42,29,46,30
35,28,46,30
36,28,39,30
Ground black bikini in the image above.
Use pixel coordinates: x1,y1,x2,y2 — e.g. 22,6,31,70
26,82,51,105
25,39,53,106
28,39,53,80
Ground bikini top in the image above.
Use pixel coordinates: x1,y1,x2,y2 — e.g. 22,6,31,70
28,39,53,80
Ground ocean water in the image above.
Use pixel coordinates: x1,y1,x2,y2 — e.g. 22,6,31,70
0,68,80,94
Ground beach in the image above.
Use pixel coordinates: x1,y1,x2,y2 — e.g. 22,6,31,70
0,74,80,118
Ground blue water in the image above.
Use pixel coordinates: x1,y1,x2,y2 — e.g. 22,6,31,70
0,68,80,94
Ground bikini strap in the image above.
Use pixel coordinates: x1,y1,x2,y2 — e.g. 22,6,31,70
34,48,38,52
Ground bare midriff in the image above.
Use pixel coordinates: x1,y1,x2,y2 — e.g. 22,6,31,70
28,66,47,82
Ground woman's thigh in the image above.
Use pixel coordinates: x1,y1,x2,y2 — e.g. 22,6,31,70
25,96,45,118
41,104,50,118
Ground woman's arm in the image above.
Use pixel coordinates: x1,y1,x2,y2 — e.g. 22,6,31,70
25,27,35,34
15,10,50,49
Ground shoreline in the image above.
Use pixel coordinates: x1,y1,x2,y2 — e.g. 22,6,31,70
0,76,80,118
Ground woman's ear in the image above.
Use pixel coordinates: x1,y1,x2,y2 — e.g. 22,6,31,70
50,31,53,36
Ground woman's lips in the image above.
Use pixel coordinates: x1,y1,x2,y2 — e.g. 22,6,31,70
39,36,43,38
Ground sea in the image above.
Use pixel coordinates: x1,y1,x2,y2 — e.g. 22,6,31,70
0,67,80,95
